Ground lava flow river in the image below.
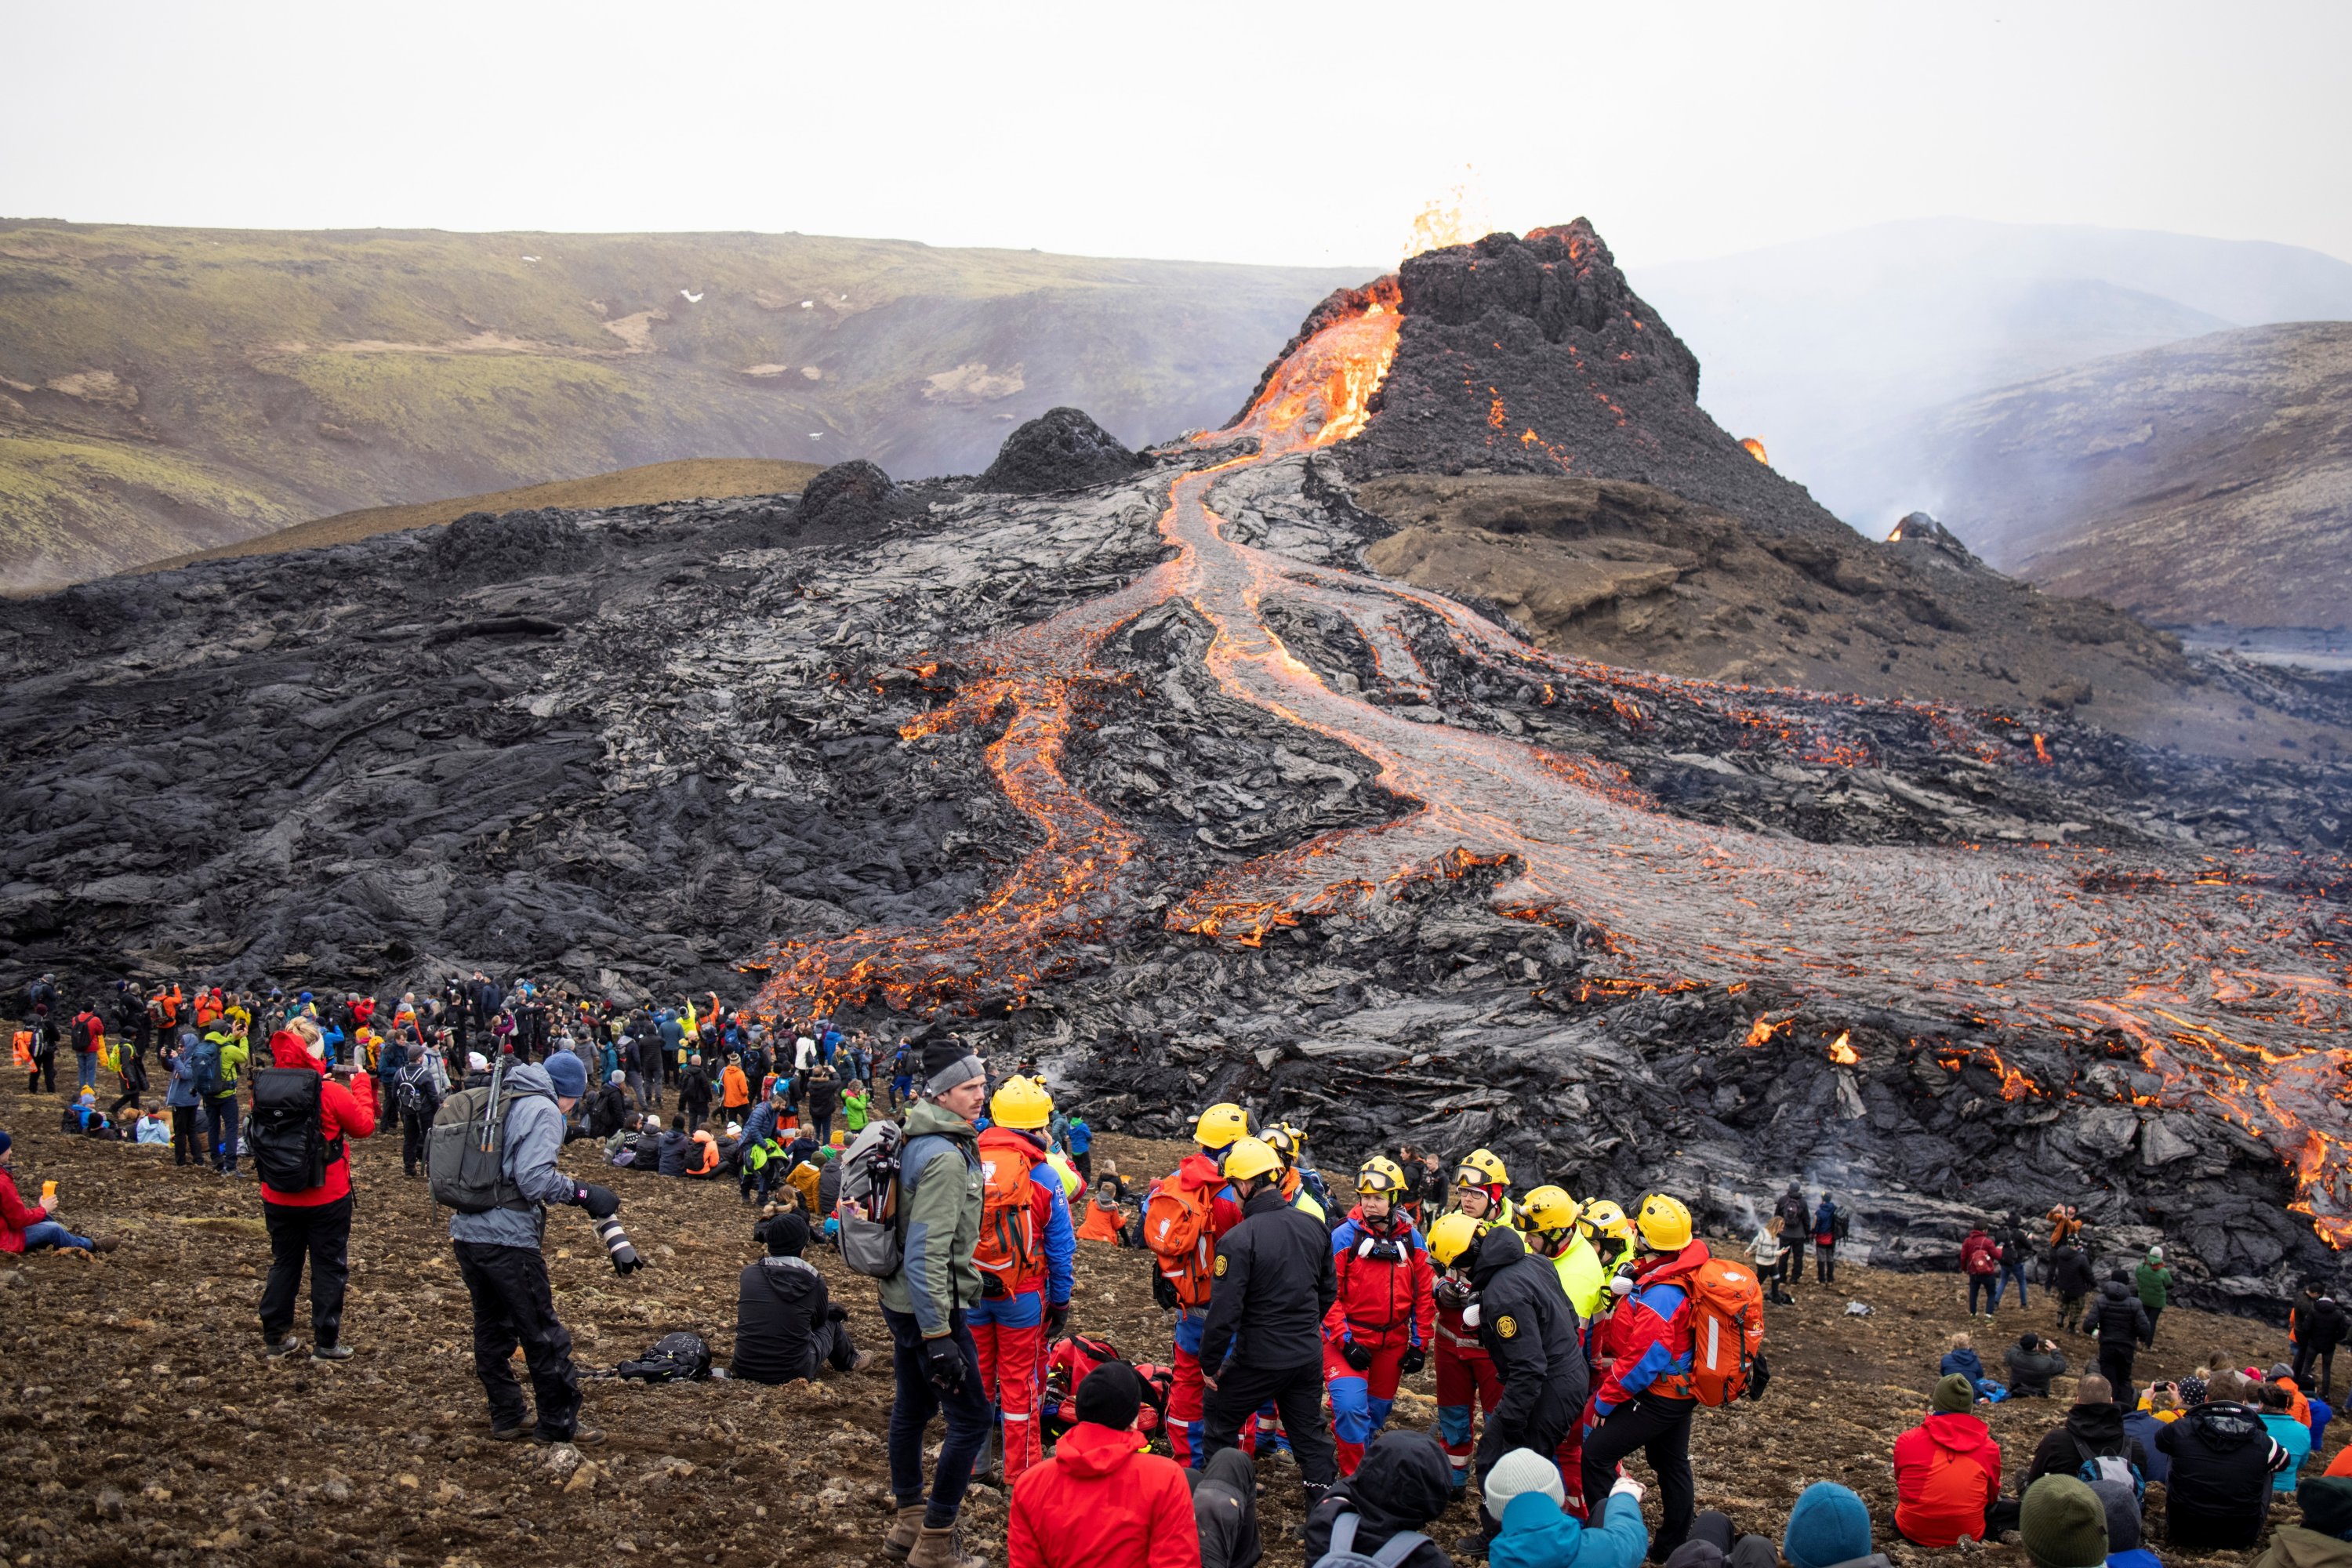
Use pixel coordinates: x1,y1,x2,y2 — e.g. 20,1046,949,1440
755,292,2352,1240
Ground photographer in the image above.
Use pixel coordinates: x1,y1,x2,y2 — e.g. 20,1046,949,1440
438,1049,621,1446
2005,1332,2070,1398
252,1017,376,1360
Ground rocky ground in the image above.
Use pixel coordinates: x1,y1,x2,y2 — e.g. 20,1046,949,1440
0,1102,2338,1568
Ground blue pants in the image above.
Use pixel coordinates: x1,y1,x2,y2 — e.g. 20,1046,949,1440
884,1305,991,1528
76,1054,97,1092
1993,1261,2029,1309
1969,1274,1996,1314
20,1221,91,1252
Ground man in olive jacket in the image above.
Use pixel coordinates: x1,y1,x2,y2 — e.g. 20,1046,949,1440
877,1038,989,1568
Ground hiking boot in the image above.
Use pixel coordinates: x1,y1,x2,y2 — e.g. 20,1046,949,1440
906,1525,983,1568
86,1236,121,1254
849,1350,875,1374
488,1425,530,1443
535,1425,604,1447
311,1344,354,1363
882,1504,926,1560
264,1338,303,1359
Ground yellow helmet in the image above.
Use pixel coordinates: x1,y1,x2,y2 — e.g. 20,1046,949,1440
1521,1185,1583,1236
1635,1193,1694,1252
1221,1137,1283,1184
1581,1200,1633,1243
1194,1102,1250,1150
1357,1156,1409,1196
989,1074,1054,1131
1428,1211,1489,1269
1265,1120,1308,1164
1454,1149,1510,1189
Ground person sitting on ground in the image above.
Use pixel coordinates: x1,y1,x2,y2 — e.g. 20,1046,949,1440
2008,1333,2069,1398
684,1127,721,1178
2022,1375,2148,1502
1486,1449,1650,1568
657,1115,690,1176
1074,1176,1127,1244
728,1210,869,1384
588,1071,630,1138
2272,1363,2314,1428
2253,1478,2352,1568
1301,1429,1455,1568
2259,1380,2314,1491
1780,1482,1891,1568
2089,1478,2156,1568
2157,1369,2293,1550
1941,1333,2005,1403
1007,1363,1199,1568
0,1131,118,1255
1661,1508,1780,1568
134,1109,170,1146
1192,1445,1261,1568
60,1088,117,1138
2018,1474,2107,1568
1895,1374,2005,1547
785,1146,825,1217
2122,1387,2176,1486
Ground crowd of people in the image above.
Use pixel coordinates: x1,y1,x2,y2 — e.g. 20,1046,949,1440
6,969,2352,1568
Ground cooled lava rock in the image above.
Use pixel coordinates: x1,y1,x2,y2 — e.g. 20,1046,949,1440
978,406,1147,493
428,507,602,583
794,458,910,532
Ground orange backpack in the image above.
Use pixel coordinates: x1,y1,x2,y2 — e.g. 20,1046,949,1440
9,1026,31,1069
1681,1257,1767,1406
975,1144,1045,1297
1144,1177,1218,1308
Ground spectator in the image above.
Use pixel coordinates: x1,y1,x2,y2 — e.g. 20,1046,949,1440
253,1018,376,1361
1007,1363,1199,1568
1895,1374,2005,1547
1487,1454,1650,1568
2023,1375,2149,1494
809,1073,839,1145
2292,1283,2346,1400
0,1131,118,1254
1941,1334,2005,1403
162,1031,201,1166
1813,1192,1842,1284
2006,1333,2069,1399
1780,1482,1887,1568
1961,1225,2002,1318
2089,1478,2158,1568
197,1013,249,1175
657,1116,690,1176
2121,1387,2176,1485
1301,1430,1454,1568
2157,1369,2293,1550
2132,1249,2172,1348
2252,1478,2352,1568
1663,1509,1779,1568
1747,1218,1791,1307
2018,1474,2107,1568
2051,1240,2096,1334
2274,1363,2316,1428
730,1210,868,1384
1192,1446,1261,1568
2090,1269,2150,1392
2260,1381,2314,1492
1994,1211,2034,1312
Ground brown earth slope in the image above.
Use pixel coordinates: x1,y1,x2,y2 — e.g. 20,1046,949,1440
0,1096,2336,1568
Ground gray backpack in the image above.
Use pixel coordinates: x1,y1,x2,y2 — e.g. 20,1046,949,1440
835,1118,908,1279
426,1058,551,1214
1315,1511,1428,1568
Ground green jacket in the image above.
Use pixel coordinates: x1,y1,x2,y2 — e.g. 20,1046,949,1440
880,1099,983,1337
202,1030,249,1093
2136,1261,2172,1310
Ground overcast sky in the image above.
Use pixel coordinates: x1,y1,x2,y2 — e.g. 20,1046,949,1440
9,0,2347,270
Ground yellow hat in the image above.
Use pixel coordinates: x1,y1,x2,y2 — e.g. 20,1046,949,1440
1581,1200,1632,1242
989,1074,1054,1131
1521,1186,1583,1236
1357,1156,1409,1195
1428,1211,1489,1269
1221,1137,1282,1183
1454,1148,1509,1189
1635,1193,1693,1251
1193,1102,1250,1150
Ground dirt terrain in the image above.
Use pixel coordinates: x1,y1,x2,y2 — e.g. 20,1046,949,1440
0,1096,2336,1568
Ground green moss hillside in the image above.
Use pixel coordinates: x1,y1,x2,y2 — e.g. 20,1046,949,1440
0,221,1367,588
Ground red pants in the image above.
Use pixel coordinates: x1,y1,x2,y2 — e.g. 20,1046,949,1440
1171,1309,1254,1468
1435,1341,1503,1483
1553,1425,1588,1518
1323,1338,1408,1475
972,1315,1044,1479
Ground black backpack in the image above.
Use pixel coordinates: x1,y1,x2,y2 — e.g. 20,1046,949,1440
615,1331,712,1382
396,1063,430,1116
250,1068,339,1191
189,1036,226,1098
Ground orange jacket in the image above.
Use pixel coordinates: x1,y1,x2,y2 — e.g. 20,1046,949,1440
1076,1198,1126,1243
720,1063,750,1109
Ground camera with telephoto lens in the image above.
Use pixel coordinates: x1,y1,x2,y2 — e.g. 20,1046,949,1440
591,1213,644,1275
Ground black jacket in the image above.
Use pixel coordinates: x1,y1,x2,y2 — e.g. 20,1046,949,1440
2091,1279,2151,1345
2157,1401,2291,1549
678,1064,712,1110
1773,1192,1811,1239
1197,1186,1338,1374
633,1033,664,1077
730,1254,838,1384
1996,1219,2034,1269
658,1128,690,1176
586,1083,630,1137
1301,1430,1453,1568
2295,1296,2348,1352
2050,1245,2097,1297
809,1078,838,1116
1470,1225,1588,1448
2024,1401,2150,1490
2003,1341,2068,1397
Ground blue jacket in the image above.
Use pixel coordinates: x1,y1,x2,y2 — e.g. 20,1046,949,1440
1813,1200,1839,1241
165,1037,199,1109
1491,1487,1650,1568
1940,1348,1987,1383
1067,1119,1091,1156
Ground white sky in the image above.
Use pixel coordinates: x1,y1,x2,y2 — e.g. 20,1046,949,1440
8,0,2348,270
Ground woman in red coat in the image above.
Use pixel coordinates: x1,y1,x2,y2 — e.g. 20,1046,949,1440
256,1020,376,1362
1893,1374,2005,1547
1009,1364,1199,1568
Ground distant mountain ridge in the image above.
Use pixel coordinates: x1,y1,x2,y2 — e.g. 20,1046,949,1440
0,221,1365,589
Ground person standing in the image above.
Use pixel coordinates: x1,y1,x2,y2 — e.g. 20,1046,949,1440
1195,1136,1339,1510
1428,1210,1504,1495
678,1054,713,1133
1145,1104,1249,1470
252,1018,376,1360
1994,1212,2034,1313
163,1030,202,1167
2051,1238,2097,1334
875,1038,992,1568
2135,1248,2173,1348
197,1012,249,1176
393,1047,442,1178
1463,1214,1588,1526
20,1007,56,1094
1583,1195,1708,1561
2292,1283,2347,1399
2091,1269,2151,1394
968,1076,1076,1483
1325,1157,1437,1475
1812,1192,1842,1284
1962,1225,2002,1319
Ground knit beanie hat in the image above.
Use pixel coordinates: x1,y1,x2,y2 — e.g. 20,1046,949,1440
1782,1483,1873,1568
1074,1363,1143,1431
2020,1474,2108,1568
760,1210,809,1257
1480,1446,1567,1523
0,1130,12,1157
2089,1479,2141,1552
1932,1373,1976,1413
542,1051,588,1099
2303,1477,2352,1542
920,1038,983,1098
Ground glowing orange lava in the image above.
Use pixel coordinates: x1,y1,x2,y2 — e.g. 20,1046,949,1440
1740,437,1769,465
1827,1031,1860,1065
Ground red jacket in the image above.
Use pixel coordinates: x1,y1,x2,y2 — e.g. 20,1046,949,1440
1960,1232,2000,1276
1326,1204,1437,1351
1007,1421,1200,1568
1893,1410,2002,1547
1593,1241,1708,1410
257,1036,376,1206
0,1170,50,1254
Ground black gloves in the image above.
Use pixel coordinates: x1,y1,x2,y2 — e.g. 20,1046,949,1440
1044,1300,1071,1337
924,1337,966,1393
574,1183,621,1218
1341,1339,1374,1372
1152,1270,1179,1311
1398,1347,1426,1376
826,1304,848,1323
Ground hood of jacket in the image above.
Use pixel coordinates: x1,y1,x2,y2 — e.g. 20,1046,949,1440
2180,1401,2268,1450
1196,1445,1262,1568
269,1033,318,1071
2065,1400,2129,1450
2100,1278,2134,1302
1174,1149,1226,1192
659,1128,688,1151
1919,1410,2000,1463
902,1097,979,1146
751,1254,823,1307
1047,1420,1147,1479
1334,1429,1452,1537
2259,1530,2352,1568
1471,1222,1532,1290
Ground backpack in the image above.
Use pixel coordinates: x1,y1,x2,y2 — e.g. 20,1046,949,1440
9,1026,30,1068
2072,1436,2147,1502
1314,1509,1429,1568
1682,1256,1769,1406
189,1036,227,1098
615,1331,712,1383
834,1118,909,1279
975,1142,1045,1298
1144,1176,1219,1308
427,1069,555,1214
1833,1209,1852,1241
249,1068,337,1192
396,1064,429,1116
